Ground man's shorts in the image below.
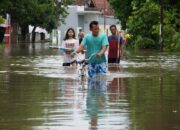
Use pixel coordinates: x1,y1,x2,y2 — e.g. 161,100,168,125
88,62,107,78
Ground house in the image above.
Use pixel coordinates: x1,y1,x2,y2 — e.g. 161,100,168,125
29,25,50,42
0,14,11,44
58,0,120,42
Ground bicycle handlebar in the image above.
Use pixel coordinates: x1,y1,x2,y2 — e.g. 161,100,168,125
74,52,97,63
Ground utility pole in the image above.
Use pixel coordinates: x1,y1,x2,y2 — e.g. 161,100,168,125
159,0,164,52
104,0,106,33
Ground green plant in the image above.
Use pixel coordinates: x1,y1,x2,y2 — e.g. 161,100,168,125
135,36,156,49
172,32,180,51
0,0,73,42
110,0,180,51
0,16,4,24
108,0,133,29
125,36,135,49
0,43,5,49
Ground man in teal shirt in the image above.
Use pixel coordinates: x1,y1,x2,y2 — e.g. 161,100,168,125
72,21,109,78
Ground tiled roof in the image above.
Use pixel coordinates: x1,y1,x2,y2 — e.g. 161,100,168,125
74,0,86,6
74,0,114,16
94,0,114,15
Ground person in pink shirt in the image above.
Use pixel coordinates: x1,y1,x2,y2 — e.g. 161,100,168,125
61,28,79,67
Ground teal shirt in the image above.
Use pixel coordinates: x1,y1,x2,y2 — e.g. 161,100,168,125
82,33,109,64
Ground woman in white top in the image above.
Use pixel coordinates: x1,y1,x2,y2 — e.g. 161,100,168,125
61,28,79,67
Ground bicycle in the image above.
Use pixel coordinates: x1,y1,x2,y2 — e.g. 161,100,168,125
75,52,97,88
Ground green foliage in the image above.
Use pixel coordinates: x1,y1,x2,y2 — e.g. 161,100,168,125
108,0,132,29
0,16,4,24
152,9,180,51
0,43,5,48
168,31,180,51
0,0,73,32
135,36,156,49
109,0,180,51
54,0,73,26
127,1,160,42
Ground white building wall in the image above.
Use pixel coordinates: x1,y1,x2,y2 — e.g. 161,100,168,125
58,5,121,41
84,13,100,34
58,6,79,41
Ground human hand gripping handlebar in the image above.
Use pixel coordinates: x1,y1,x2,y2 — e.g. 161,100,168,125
74,52,97,64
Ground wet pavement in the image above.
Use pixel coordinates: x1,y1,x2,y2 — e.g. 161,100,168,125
0,43,180,130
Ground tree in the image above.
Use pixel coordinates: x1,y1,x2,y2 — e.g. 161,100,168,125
108,0,133,30
0,0,73,43
152,8,180,51
127,1,160,43
0,16,4,24
108,0,157,30
54,0,73,26
109,0,180,51
30,0,73,43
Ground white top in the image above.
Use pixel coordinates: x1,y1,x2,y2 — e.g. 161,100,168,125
61,39,79,63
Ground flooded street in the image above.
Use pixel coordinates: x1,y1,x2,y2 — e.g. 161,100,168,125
0,43,180,130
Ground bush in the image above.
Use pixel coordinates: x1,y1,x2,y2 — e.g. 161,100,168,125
172,32,180,51
0,16,4,24
125,35,135,49
135,36,157,49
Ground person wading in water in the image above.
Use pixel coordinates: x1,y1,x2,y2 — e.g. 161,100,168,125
108,25,123,64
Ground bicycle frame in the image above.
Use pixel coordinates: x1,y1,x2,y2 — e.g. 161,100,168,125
76,53,96,83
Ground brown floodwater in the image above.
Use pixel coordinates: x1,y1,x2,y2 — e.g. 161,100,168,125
0,43,180,130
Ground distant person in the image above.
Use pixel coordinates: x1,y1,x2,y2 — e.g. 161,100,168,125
61,28,79,67
78,31,85,55
71,21,109,78
108,25,123,63
78,31,84,45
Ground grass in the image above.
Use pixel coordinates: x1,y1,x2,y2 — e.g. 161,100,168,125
0,42,5,48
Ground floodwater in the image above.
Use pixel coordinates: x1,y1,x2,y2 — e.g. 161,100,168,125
0,43,180,130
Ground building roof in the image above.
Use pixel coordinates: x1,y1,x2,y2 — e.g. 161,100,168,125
93,0,114,16
74,0,114,16
75,0,86,6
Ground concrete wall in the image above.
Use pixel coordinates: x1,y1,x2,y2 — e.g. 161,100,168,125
83,13,100,34
58,5,121,41
59,6,79,41
78,15,85,31
99,16,121,35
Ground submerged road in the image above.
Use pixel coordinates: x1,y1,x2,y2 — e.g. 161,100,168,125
0,43,180,130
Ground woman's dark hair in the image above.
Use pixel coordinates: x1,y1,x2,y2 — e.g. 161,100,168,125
110,25,117,30
64,28,76,40
89,21,99,29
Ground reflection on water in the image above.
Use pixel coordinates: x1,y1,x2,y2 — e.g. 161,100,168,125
86,88,107,130
0,43,180,130
88,75,107,91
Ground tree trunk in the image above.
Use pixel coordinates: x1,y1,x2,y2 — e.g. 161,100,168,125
21,25,29,42
11,23,18,43
159,0,164,52
32,26,36,43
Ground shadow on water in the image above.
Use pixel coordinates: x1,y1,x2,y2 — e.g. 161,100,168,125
0,43,180,130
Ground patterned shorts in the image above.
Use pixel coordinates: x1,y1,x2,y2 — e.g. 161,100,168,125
88,62,108,78
88,76,107,91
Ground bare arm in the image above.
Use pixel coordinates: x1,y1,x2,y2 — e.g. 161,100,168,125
119,44,123,57
97,46,108,58
119,37,123,58
76,44,85,53
71,44,85,57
